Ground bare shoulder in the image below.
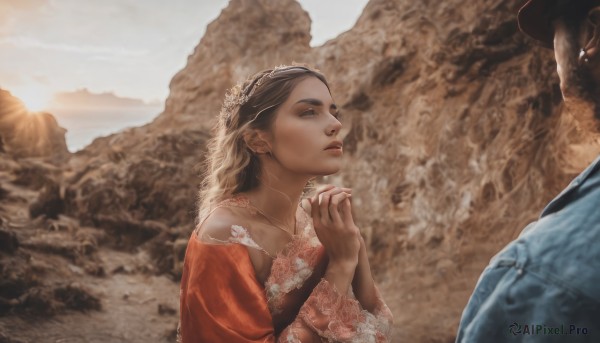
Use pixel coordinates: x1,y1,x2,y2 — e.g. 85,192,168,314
196,206,243,242
197,205,273,284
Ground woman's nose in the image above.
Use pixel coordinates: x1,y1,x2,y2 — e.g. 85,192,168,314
326,115,342,136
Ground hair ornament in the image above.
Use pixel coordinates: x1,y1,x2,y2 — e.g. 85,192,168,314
221,65,309,120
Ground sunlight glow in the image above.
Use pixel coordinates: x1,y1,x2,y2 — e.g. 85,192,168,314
12,87,53,113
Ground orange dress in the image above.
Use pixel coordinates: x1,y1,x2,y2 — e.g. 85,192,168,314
178,196,393,342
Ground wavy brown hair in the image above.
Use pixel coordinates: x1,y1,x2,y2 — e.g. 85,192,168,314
198,65,330,220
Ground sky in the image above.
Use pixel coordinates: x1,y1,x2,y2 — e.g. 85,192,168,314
0,0,370,111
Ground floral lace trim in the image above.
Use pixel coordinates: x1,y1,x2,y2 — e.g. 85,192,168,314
296,205,313,236
298,279,392,343
205,195,328,315
203,224,272,257
229,225,266,252
282,324,302,343
370,299,393,340
218,195,258,215
266,203,321,314
266,234,322,314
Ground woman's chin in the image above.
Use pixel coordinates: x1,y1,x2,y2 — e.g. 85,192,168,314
320,165,342,176
312,165,342,176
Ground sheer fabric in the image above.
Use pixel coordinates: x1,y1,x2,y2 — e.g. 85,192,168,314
178,195,393,342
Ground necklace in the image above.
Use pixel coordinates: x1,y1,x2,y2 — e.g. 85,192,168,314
246,197,297,236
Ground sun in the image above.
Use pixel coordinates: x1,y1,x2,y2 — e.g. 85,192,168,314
12,87,53,113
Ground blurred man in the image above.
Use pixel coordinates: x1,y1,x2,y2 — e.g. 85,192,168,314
456,1,600,342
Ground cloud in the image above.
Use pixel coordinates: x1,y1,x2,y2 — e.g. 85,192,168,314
50,88,157,108
0,0,48,36
0,36,148,56
0,72,25,87
0,0,367,105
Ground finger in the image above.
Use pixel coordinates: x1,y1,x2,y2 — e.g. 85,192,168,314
315,185,348,203
329,191,350,213
319,189,334,224
315,184,335,193
315,185,352,200
309,197,321,227
341,198,354,225
314,184,335,200
311,186,330,210
319,185,349,190
319,188,346,222
329,193,347,225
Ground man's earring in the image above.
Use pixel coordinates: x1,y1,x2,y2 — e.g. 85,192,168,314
579,48,590,64
580,48,589,65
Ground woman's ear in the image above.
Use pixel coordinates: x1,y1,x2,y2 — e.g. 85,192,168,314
243,129,271,154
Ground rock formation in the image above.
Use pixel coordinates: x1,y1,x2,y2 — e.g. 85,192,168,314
0,93,101,322
158,0,313,130
146,1,600,338
0,89,69,161
2,0,600,341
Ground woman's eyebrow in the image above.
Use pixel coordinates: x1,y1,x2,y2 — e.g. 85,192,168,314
295,98,323,106
295,98,338,110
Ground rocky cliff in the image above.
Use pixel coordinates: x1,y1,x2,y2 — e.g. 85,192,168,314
153,0,600,338
158,0,312,130
2,0,600,342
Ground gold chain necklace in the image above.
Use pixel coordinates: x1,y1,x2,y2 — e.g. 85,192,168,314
246,198,297,236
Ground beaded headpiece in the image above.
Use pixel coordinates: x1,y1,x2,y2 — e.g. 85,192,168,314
221,65,311,121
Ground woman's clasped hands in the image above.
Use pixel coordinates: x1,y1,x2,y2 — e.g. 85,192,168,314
308,185,361,270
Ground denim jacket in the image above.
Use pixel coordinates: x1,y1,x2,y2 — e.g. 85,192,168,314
456,155,600,342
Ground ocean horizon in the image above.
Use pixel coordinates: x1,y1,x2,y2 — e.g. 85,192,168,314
49,105,164,152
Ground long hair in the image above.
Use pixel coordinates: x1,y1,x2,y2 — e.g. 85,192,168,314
198,65,330,220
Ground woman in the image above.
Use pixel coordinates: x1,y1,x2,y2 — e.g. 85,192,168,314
178,65,393,342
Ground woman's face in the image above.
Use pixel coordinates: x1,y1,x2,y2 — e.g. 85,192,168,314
265,76,343,176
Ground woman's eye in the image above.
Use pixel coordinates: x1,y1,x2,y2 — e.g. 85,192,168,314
301,108,316,116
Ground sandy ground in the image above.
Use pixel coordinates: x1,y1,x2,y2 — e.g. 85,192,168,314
0,247,180,343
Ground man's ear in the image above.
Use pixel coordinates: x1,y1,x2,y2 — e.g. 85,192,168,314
243,129,271,154
581,8,600,64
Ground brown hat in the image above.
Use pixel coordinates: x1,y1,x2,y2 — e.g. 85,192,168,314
518,0,555,49
518,0,600,49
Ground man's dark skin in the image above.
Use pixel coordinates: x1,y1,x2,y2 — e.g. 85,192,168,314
551,1,600,130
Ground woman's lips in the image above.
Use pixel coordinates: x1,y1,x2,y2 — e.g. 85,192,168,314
324,146,343,154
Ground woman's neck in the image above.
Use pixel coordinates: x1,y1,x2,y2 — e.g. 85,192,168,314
244,172,309,231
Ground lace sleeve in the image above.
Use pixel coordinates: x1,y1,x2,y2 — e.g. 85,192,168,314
181,236,392,343
183,196,393,342
279,279,393,343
